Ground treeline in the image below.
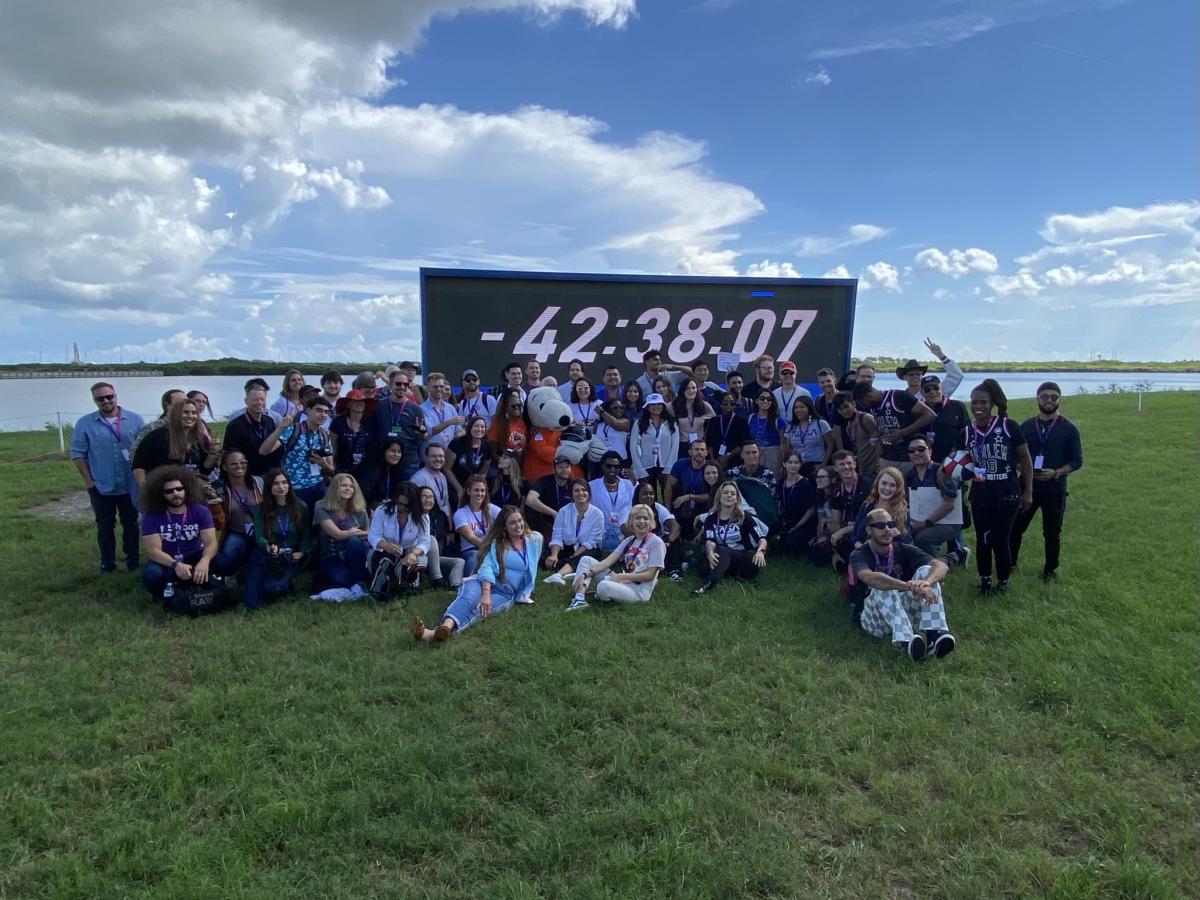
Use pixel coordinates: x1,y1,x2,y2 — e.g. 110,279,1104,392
0,358,388,376
854,357,1200,374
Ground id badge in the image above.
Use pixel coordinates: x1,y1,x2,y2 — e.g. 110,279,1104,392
121,449,131,461
309,463,321,478
718,444,726,456
244,523,254,535
689,432,698,442
352,452,363,465
1034,454,1045,469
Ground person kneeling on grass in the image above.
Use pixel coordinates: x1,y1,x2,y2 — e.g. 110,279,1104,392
558,504,667,611
411,506,542,643
140,466,218,600
848,507,956,663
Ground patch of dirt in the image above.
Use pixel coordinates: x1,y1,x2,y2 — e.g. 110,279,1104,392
27,490,92,521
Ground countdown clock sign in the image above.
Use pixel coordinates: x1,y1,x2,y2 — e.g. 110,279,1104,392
420,268,857,383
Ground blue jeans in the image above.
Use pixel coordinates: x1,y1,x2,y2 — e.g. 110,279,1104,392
87,487,139,570
141,550,203,596
213,532,253,576
320,537,369,588
442,577,519,633
243,547,301,608
460,544,480,576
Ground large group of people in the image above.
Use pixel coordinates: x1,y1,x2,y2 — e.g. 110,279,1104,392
70,340,1083,662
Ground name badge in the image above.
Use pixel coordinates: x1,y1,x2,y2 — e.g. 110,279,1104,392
309,463,321,478
718,444,726,456
121,449,130,461
1034,454,1045,470
689,432,698,442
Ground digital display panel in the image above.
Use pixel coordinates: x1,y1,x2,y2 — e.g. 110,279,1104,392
420,269,857,383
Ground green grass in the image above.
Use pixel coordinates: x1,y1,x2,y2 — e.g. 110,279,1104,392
1,393,1196,899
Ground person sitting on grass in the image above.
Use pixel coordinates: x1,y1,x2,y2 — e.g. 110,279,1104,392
410,506,542,643
313,473,370,590
627,480,682,580
690,479,769,597
139,466,218,600
211,449,262,577
543,479,605,585
453,475,501,576
366,481,430,600
243,468,310,609
848,507,956,663
557,504,668,610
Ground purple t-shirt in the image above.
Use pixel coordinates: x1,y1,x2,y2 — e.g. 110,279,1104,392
140,503,214,558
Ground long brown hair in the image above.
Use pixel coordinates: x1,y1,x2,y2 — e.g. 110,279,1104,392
166,399,209,465
260,468,303,534
477,505,532,584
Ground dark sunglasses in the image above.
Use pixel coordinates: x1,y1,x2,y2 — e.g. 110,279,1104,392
93,395,115,403
1038,393,1061,401
163,486,185,494
867,521,896,530
463,376,479,382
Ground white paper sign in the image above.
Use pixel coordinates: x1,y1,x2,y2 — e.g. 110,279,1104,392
717,351,740,373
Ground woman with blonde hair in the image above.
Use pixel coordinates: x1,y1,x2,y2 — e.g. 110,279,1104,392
554,503,668,610
690,479,769,597
411,505,542,642
313,472,369,589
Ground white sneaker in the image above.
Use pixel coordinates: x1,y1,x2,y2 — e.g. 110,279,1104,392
543,573,566,586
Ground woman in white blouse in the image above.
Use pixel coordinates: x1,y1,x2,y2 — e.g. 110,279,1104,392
366,481,431,599
542,478,605,585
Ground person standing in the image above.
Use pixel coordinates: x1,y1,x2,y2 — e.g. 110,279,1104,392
595,365,624,403
320,371,343,406
420,372,466,452
703,392,750,468
71,382,145,573
635,349,692,397
771,360,812,422
918,374,970,464
272,369,306,420
966,379,1034,594
852,381,935,473
371,368,428,480
920,338,965,398
1010,382,1083,583
222,384,282,476
456,369,497,426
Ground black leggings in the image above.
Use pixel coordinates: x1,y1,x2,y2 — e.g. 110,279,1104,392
701,546,759,585
971,501,1019,581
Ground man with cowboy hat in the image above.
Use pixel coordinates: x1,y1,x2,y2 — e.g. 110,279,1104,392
897,338,966,398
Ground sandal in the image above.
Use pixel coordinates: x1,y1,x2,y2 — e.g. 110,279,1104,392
410,617,426,641
434,623,453,642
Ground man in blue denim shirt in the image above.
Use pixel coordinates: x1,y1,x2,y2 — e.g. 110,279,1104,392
71,382,145,572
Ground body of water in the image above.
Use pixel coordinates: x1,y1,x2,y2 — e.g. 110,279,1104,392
2,370,1197,433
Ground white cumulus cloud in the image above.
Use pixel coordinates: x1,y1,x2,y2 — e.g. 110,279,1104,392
745,259,802,278
860,261,900,292
914,246,998,277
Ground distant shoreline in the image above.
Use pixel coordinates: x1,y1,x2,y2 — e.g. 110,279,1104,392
0,358,1196,377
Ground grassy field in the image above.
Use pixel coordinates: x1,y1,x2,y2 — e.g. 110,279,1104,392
1,392,1196,899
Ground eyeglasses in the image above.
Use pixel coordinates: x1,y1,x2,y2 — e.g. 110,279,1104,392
867,521,896,530
907,446,929,454
163,486,185,494
463,376,479,382
1038,393,1061,401
93,395,115,403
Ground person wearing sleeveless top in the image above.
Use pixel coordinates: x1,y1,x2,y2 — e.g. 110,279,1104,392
965,379,1033,595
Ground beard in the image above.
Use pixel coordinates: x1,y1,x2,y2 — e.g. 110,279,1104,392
1039,401,1060,416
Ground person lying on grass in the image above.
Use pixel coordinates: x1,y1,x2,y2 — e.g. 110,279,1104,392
848,507,956,663
411,505,542,643
552,504,667,611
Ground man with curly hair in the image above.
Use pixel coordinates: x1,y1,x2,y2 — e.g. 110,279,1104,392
139,466,219,599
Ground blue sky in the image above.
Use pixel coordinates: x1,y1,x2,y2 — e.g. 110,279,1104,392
0,0,1195,364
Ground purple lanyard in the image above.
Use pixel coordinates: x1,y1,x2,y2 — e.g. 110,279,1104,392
870,543,895,576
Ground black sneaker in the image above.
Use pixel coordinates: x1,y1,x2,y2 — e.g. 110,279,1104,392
1042,569,1056,584
907,634,928,662
690,582,713,598
996,580,1009,593
978,578,992,596
932,632,956,659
